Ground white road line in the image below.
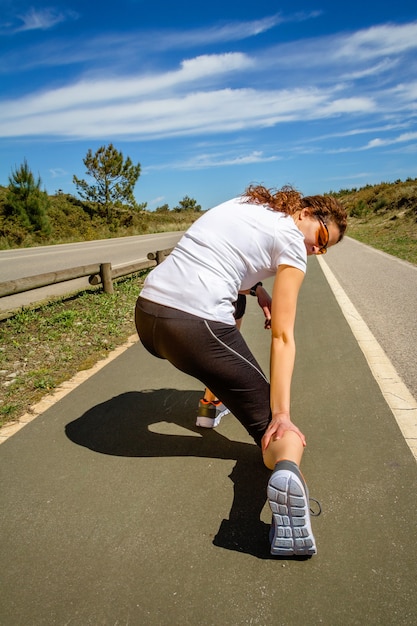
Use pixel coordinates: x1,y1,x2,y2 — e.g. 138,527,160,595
318,256,417,462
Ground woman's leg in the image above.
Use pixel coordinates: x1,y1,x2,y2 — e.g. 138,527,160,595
200,315,244,405
135,298,271,446
262,432,304,470
136,298,304,464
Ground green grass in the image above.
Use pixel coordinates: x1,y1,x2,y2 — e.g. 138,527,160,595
0,272,147,427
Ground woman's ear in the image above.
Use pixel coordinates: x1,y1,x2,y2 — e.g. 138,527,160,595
299,208,311,219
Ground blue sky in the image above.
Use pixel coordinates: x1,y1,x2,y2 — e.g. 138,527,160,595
1,1,417,211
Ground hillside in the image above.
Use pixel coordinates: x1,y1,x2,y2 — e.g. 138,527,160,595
330,177,417,265
0,188,201,249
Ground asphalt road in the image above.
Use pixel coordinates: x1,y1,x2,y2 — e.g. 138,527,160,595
323,237,417,401
1,259,416,625
0,231,183,313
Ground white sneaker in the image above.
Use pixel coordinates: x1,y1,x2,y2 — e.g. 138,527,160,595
195,399,230,428
267,460,318,557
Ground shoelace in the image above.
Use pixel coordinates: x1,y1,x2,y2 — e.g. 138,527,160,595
309,497,322,516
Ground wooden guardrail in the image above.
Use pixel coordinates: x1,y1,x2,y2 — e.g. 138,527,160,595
0,247,173,299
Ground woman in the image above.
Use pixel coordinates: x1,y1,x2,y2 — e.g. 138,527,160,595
135,184,347,557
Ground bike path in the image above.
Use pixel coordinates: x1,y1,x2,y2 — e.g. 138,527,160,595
1,258,416,625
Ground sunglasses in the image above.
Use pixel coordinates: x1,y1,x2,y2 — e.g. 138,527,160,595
316,217,329,254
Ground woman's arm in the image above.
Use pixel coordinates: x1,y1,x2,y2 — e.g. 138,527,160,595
261,264,306,452
239,285,272,327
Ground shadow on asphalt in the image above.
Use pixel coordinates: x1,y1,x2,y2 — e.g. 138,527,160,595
64,389,301,560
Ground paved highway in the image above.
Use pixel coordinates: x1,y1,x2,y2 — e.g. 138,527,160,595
0,231,184,281
0,231,184,312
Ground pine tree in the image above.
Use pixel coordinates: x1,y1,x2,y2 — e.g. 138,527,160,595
6,159,50,234
173,196,202,212
73,144,141,222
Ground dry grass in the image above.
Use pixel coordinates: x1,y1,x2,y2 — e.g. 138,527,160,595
347,211,417,265
333,177,417,265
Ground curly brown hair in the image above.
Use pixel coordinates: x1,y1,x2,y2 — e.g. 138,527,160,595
243,184,347,242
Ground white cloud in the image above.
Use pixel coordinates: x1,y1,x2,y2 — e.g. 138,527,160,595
143,150,281,173
166,10,321,46
341,59,399,80
366,138,386,148
390,81,417,102
335,22,417,61
0,82,374,139
165,13,286,46
325,130,417,153
263,21,417,75
327,172,374,182
179,53,253,79
12,7,78,33
0,53,253,119
168,151,280,170
49,168,67,178
301,122,411,143
0,18,415,155
0,11,312,71
364,131,417,149
148,196,166,207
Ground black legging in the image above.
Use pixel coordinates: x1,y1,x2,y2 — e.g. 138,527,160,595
135,297,271,446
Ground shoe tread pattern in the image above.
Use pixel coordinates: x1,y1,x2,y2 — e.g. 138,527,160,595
267,470,316,557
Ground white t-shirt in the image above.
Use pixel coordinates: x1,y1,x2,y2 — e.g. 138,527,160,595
140,197,307,324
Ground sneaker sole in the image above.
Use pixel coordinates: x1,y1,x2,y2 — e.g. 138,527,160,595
267,469,317,557
196,415,222,428
196,407,230,428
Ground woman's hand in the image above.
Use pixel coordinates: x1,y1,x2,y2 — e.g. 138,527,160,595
256,286,272,329
261,414,306,452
